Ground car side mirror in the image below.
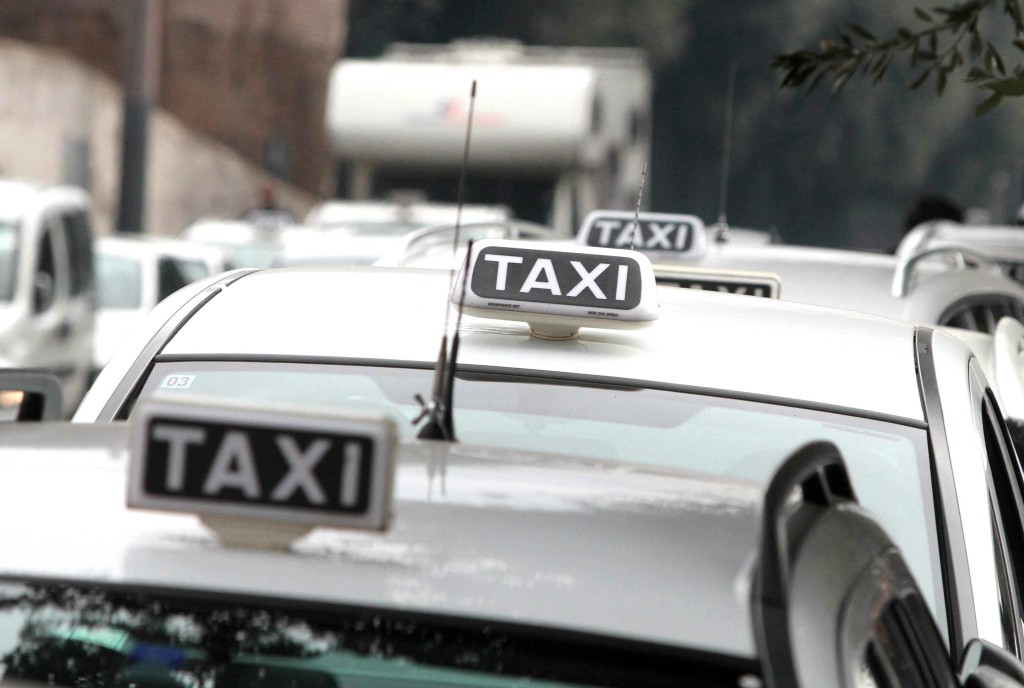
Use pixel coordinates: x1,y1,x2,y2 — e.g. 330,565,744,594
959,638,1024,687
0,369,63,420
32,272,54,313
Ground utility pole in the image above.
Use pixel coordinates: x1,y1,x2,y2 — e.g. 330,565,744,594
117,0,162,234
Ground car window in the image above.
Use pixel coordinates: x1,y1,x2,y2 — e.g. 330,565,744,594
979,388,1024,656
61,211,93,296
0,221,19,302
33,224,57,313
157,257,190,302
96,254,143,309
0,582,755,688
133,360,944,628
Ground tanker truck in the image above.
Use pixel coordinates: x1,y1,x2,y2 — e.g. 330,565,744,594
325,39,651,235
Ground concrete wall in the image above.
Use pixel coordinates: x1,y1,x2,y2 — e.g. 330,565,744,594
0,38,315,235
0,0,346,195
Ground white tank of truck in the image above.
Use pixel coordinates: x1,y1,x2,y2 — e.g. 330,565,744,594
325,39,651,235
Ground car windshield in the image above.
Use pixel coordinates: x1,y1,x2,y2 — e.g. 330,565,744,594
0,582,755,688
133,360,943,632
0,222,19,302
96,254,143,309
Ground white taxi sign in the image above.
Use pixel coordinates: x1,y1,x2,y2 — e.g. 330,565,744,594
655,266,782,298
452,240,659,339
577,210,707,258
128,397,396,534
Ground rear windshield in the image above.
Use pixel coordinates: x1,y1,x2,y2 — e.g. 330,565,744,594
0,582,755,688
132,360,943,631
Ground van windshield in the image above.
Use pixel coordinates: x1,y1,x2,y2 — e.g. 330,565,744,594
0,222,19,302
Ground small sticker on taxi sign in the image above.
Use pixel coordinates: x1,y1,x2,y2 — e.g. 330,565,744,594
128,397,396,534
578,210,707,257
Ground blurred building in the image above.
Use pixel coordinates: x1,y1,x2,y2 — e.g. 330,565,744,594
0,0,346,231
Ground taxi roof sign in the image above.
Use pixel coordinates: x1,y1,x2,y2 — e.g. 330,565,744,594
129,396,396,547
577,210,707,258
451,239,659,339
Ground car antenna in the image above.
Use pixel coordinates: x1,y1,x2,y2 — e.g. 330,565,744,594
415,79,477,441
713,62,737,244
629,162,648,251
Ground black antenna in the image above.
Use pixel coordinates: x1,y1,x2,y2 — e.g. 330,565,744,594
714,62,737,244
416,80,477,441
629,162,648,251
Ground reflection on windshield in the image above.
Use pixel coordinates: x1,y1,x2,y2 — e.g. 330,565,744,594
0,584,747,687
0,223,19,302
96,254,142,309
133,361,943,631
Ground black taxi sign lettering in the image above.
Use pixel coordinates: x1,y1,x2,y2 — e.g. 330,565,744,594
452,240,659,339
129,398,395,532
577,210,707,257
656,267,781,299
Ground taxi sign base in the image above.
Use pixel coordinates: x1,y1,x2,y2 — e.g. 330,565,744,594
200,514,312,550
528,323,579,340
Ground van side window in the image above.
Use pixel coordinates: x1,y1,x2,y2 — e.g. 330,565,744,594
157,257,189,302
62,212,93,296
33,226,57,313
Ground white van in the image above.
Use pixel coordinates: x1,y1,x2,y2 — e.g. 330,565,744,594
93,234,226,374
0,180,94,413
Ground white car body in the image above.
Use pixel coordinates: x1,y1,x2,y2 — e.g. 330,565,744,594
74,261,1024,662
281,200,512,267
0,180,94,412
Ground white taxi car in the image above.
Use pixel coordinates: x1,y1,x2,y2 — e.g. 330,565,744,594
898,220,1024,285
74,241,1024,665
578,211,1024,333
4,392,1017,686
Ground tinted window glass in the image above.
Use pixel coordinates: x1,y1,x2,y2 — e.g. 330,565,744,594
157,258,189,302
33,227,57,313
62,212,93,296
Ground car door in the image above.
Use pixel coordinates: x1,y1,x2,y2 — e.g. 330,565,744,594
24,214,73,381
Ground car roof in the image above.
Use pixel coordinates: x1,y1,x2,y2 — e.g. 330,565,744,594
0,422,763,659
159,266,926,423
0,179,89,224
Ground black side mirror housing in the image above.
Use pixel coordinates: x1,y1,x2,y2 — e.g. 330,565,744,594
960,638,1024,687
0,369,63,421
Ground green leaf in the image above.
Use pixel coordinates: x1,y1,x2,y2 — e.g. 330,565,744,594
990,43,1007,75
831,70,853,94
915,7,934,22
1014,39,1024,53
937,70,948,94
990,76,1024,95
848,22,876,42
976,91,1004,115
898,27,914,40
910,69,931,89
